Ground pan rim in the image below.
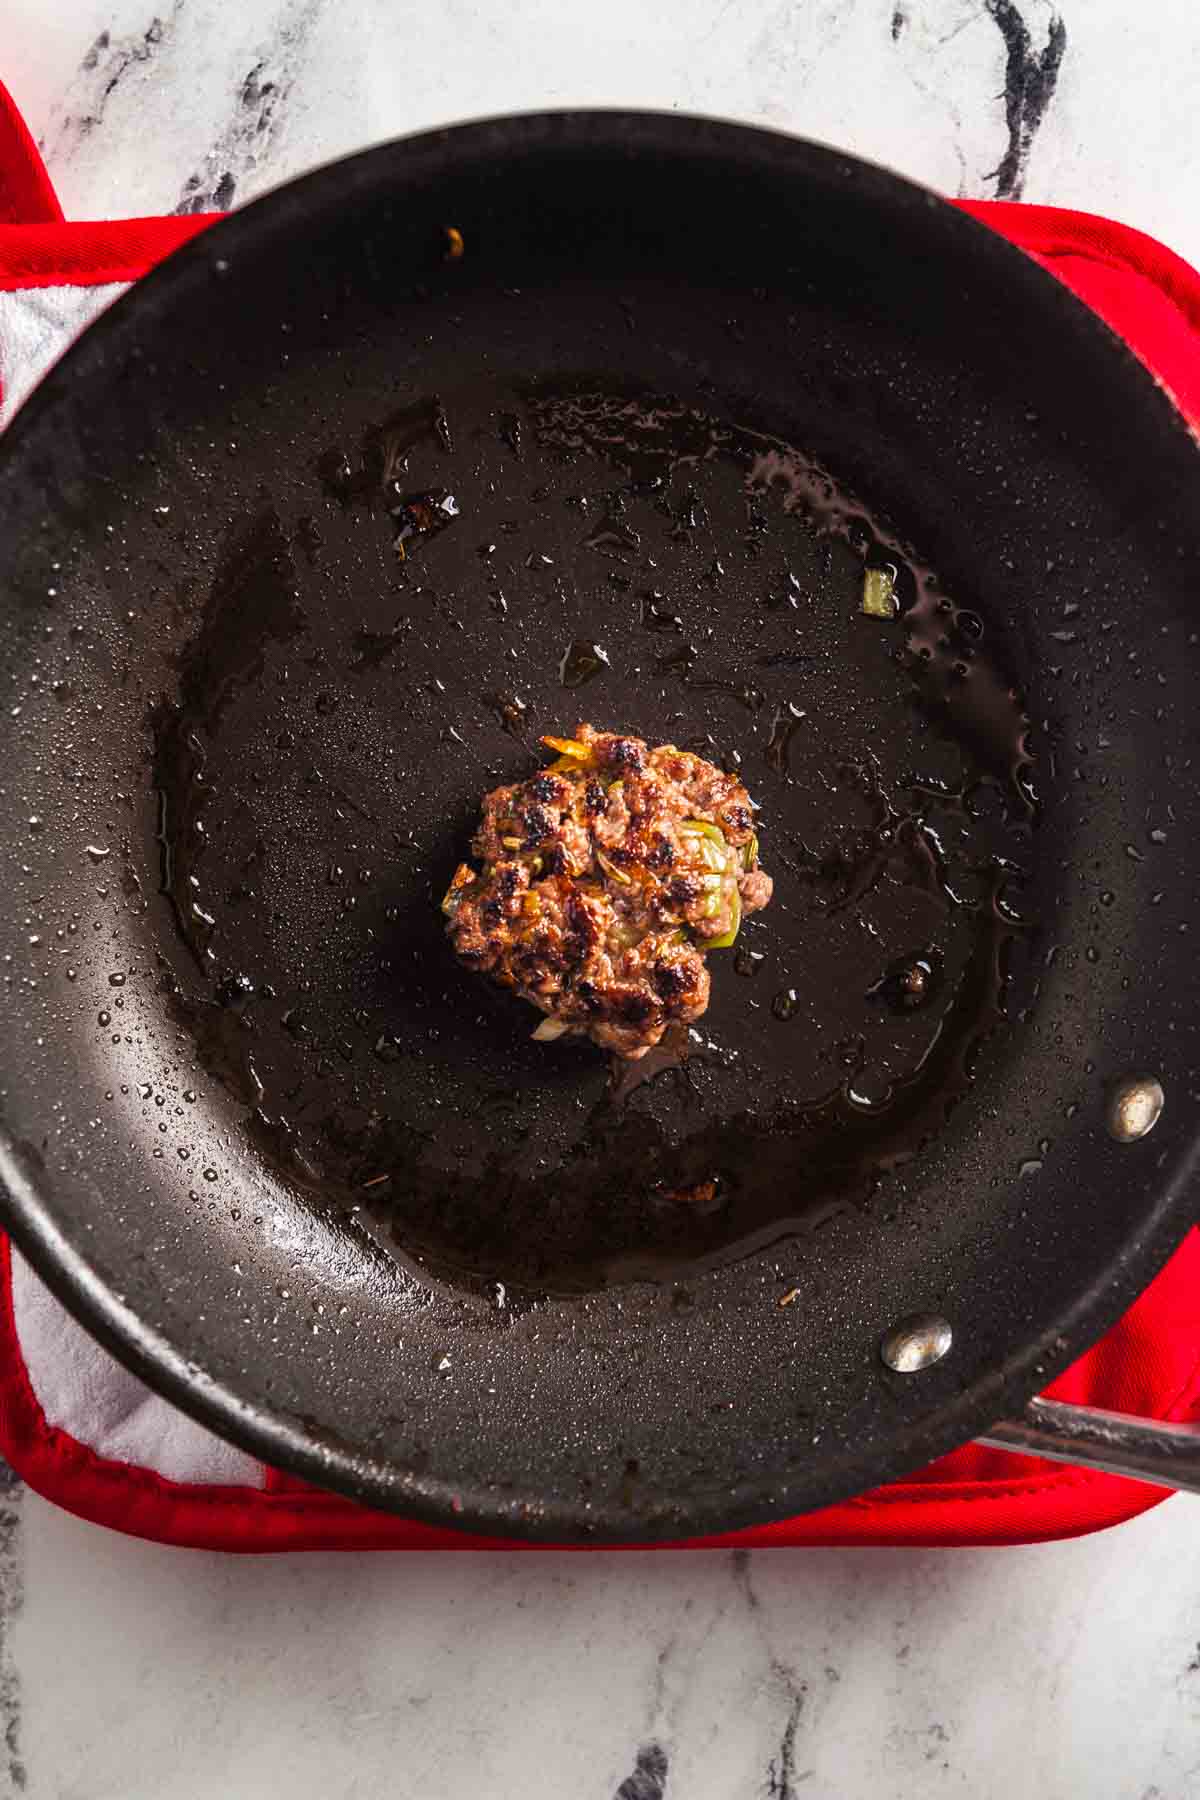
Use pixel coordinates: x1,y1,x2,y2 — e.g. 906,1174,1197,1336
4,1126,1197,1542
2,108,1198,1541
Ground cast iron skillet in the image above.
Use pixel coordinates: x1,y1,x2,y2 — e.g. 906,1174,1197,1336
0,114,1198,1541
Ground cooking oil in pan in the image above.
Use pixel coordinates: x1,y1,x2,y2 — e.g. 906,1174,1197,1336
151,380,1036,1293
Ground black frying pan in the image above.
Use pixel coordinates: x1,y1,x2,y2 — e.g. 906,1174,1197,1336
1,114,1197,1540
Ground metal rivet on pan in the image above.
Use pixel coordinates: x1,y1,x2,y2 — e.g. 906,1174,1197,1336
1106,1075,1165,1143
880,1314,953,1374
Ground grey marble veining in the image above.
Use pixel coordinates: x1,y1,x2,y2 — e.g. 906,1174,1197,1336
12,1490,1200,1799
2,3,1200,1796
8,0,1200,269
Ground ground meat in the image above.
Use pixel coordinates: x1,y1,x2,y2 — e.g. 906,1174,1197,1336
444,724,774,1058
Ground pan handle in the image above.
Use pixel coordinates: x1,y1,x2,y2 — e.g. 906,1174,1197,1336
978,1398,1200,1494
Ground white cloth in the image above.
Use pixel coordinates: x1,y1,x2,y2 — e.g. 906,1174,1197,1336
0,281,125,427
9,1249,263,1487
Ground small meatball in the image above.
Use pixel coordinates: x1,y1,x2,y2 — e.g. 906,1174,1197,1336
740,867,774,914
443,724,773,1058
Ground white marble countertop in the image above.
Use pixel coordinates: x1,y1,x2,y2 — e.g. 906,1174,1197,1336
3,2,1200,1796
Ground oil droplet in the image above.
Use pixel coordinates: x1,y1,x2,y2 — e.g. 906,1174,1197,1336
498,411,522,456
97,1010,111,1027
216,972,255,1008
772,987,800,1021
483,691,528,739
1099,890,1115,906
867,953,939,1012
764,703,806,777
203,1167,218,1182
584,518,641,560
734,946,765,978
559,641,610,689
846,1082,890,1111
640,589,683,632
108,972,127,988
85,845,111,863
432,1352,452,1376
1019,1158,1043,1179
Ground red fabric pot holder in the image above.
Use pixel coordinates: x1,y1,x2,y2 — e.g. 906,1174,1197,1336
2,79,1199,1551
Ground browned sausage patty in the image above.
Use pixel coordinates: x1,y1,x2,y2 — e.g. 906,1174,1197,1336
443,724,774,1058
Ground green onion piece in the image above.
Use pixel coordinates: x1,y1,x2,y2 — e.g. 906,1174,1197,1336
680,819,726,844
707,886,742,949
596,848,632,885
861,564,898,619
743,832,758,871
531,1017,572,1041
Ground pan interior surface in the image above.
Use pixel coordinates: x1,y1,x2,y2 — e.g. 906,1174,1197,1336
0,115,1198,1539
153,363,1036,1295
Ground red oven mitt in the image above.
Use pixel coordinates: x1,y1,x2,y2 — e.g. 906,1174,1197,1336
2,78,1199,1549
